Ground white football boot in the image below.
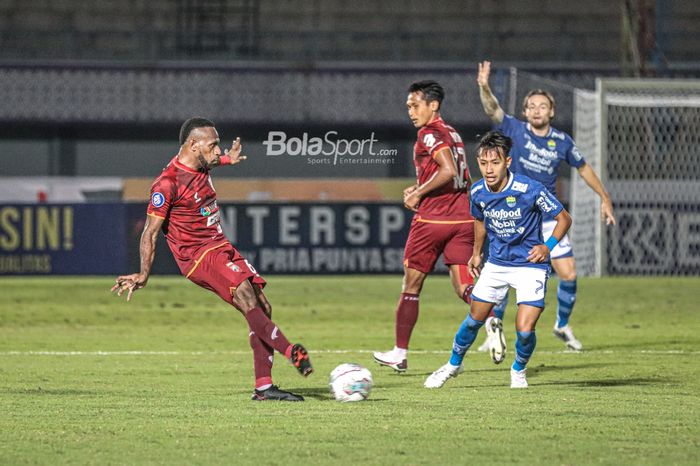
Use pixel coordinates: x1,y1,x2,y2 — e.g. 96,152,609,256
510,368,528,388
552,325,583,351
373,349,408,372
485,317,507,364
424,363,464,389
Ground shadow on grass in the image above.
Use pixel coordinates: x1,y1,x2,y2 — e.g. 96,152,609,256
536,377,667,388
3,387,105,396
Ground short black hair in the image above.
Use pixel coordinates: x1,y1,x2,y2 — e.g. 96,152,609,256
408,80,445,109
179,117,215,145
477,131,512,159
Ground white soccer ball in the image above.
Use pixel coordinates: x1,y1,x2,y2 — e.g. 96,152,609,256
329,363,373,402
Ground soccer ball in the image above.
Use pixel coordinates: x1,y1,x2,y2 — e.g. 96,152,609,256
329,363,373,402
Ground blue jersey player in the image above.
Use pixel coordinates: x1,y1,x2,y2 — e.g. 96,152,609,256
475,61,616,357
424,131,572,389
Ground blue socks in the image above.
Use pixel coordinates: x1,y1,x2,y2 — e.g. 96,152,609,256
512,331,537,371
492,293,508,320
556,279,577,328
449,314,485,366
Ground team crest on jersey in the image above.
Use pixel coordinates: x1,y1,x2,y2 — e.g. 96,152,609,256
506,196,517,207
547,139,556,150
151,192,165,208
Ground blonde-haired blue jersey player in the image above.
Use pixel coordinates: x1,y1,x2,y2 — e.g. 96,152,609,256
475,61,616,358
424,131,572,389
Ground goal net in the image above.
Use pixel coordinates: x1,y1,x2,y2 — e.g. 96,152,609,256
573,79,700,276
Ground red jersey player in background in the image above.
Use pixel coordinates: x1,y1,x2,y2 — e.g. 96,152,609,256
111,117,313,402
373,80,475,372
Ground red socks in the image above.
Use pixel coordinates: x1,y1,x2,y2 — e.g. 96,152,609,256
244,307,292,357
249,329,273,390
395,293,420,349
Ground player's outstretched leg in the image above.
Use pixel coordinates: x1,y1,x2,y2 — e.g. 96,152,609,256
425,314,483,388
511,330,536,388
373,292,419,372
552,279,582,350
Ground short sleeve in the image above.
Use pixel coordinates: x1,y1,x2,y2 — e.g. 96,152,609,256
470,197,485,220
147,176,176,219
495,114,519,136
564,135,586,169
417,127,449,158
533,182,564,217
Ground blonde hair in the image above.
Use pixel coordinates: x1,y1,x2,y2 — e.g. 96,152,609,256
522,89,556,113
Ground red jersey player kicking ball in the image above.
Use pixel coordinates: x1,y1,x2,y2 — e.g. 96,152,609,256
111,117,312,401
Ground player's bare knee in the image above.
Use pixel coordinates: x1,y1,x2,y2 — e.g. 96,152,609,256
231,281,259,313
402,269,426,294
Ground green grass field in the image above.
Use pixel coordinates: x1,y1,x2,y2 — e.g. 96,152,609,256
1,276,699,465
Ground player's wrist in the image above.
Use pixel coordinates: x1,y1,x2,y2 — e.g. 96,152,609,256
544,236,559,251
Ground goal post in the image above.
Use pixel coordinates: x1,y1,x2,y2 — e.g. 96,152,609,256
573,78,700,276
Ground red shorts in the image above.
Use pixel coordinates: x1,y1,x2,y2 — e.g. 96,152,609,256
186,243,266,305
403,219,474,274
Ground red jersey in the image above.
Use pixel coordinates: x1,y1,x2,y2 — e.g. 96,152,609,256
413,117,472,222
147,156,228,277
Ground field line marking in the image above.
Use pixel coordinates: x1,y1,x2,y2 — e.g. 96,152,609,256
1,349,698,356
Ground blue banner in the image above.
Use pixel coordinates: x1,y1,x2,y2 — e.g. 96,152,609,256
0,204,126,275
126,203,414,275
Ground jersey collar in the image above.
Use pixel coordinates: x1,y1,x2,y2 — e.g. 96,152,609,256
526,122,553,138
173,156,202,174
484,171,514,193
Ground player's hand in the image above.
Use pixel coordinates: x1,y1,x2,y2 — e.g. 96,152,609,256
111,273,148,302
403,185,418,200
222,137,247,165
601,199,616,226
477,61,492,88
527,245,550,263
403,190,421,212
468,254,483,278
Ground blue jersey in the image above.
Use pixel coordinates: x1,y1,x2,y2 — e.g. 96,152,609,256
471,172,564,270
496,114,586,195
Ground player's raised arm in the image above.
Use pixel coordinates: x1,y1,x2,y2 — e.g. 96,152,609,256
476,61,505,124
111,214,164,301
403,147,458,211
576,163,616,226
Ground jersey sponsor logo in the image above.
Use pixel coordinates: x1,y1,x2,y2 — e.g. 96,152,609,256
422,133,437,149
524,140,558,160
484,207,522,220
571,146,583,161
506,196,517,207
547,139,556,150
512,181,528,193
151,192,165,208
226,261,241,272
200,200,218,217
536,191,558,213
